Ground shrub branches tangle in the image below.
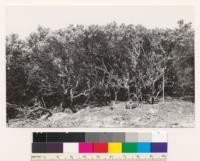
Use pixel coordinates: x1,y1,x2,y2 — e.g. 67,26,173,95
6,20,194,112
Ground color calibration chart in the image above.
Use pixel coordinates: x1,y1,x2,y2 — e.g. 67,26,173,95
31,132,167,161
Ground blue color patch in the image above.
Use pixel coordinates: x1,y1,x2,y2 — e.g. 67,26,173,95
137,143,151,153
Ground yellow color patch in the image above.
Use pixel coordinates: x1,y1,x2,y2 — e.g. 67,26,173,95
108,142,122,153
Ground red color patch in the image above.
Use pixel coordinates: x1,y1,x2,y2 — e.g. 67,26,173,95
93,143,108,153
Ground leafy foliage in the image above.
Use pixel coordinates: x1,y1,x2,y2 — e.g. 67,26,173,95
6,21,194,111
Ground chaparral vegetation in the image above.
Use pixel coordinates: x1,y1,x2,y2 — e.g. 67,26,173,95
6,20,194,127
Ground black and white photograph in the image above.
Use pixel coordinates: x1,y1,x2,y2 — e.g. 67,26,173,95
6,5,194,128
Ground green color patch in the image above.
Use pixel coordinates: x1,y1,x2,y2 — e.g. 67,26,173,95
122,143,137,153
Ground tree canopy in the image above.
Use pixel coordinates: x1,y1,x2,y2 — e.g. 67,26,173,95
6,21,194,110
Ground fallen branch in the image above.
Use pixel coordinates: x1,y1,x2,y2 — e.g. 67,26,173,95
26,107,52,119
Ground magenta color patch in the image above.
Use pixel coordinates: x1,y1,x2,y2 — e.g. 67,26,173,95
79,143,93,153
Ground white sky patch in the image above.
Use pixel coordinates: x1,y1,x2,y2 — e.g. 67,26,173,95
6,5,194,38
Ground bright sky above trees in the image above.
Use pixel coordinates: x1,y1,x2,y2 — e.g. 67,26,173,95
6,5,194,38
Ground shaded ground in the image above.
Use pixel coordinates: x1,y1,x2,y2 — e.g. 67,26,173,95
8,98,194,128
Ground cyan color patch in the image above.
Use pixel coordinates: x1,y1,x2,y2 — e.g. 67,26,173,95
137,143,151,153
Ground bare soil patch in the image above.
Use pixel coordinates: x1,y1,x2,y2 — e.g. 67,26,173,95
8,98,194,128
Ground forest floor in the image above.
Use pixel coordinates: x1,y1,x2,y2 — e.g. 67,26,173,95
8,97,194,128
